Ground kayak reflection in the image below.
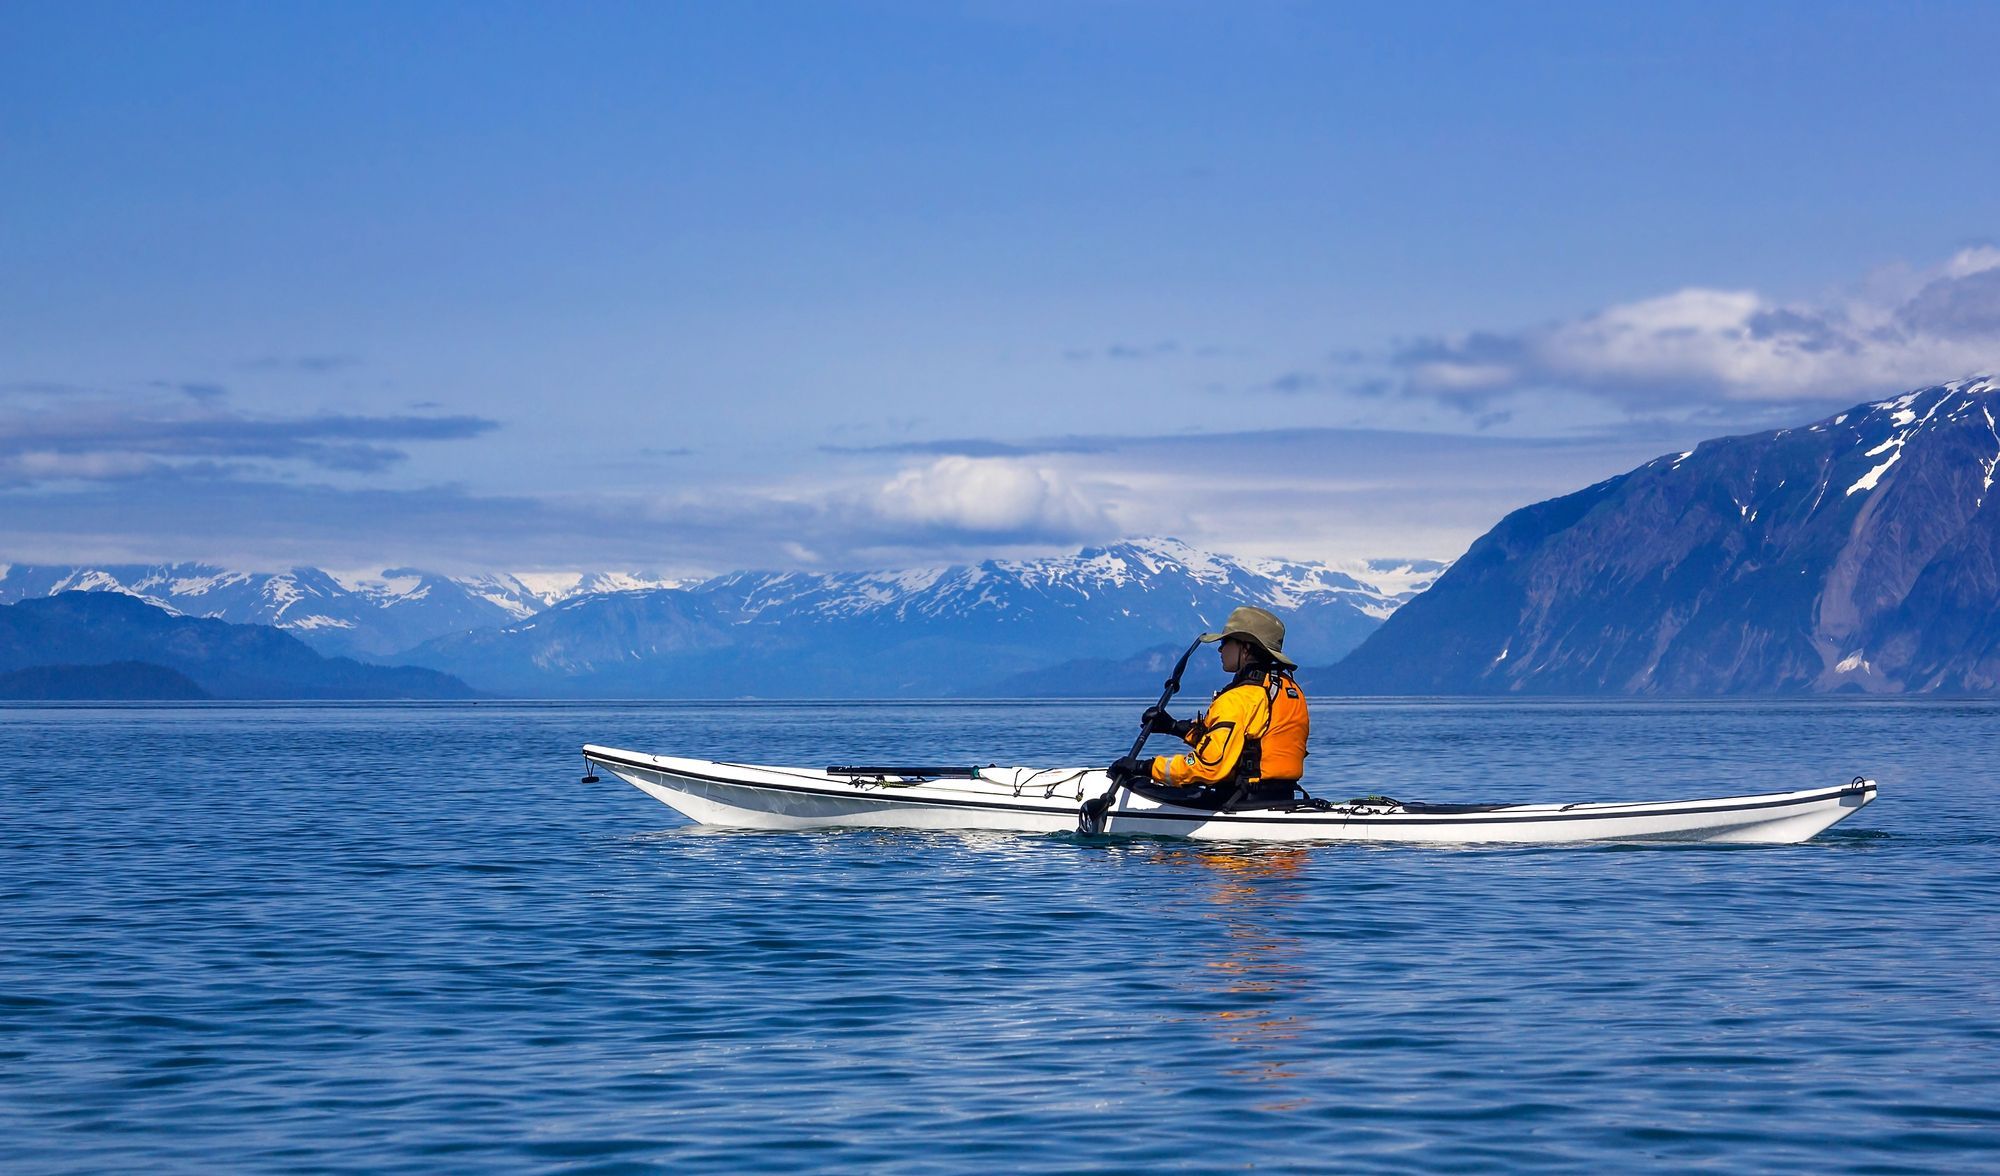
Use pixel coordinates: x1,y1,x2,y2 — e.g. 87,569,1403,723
1153,846,1315,1105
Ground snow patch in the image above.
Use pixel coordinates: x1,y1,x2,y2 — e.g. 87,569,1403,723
508,572,585,600
167,573,228,596
57,570,126,593
262,576,305,610
1845,389,1952,497
282,615,356,631
1329,558,1449,600
326,568,389,594
1982,404,2000,507
474,592,540,620
578,572,685,595
1846,449,1902,496
326,571,426,600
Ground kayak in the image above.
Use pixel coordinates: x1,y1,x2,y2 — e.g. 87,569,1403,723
580,745,1878,844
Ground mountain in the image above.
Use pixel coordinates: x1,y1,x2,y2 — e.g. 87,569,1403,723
1325,375,2000,695
0,564,683,660
0,661,210,700
0,541,1444,697
980,642,1240,698
402,540,1445,697
400,588,744,697
0,593,480,699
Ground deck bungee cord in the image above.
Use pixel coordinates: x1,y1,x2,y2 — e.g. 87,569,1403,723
825,764,1093,800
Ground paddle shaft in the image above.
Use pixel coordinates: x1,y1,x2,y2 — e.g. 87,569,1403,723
1080,636,1205,833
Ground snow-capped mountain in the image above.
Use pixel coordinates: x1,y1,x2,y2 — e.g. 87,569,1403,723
692,539,1436,627
1329,375,2000,694
0,563,683,659
0,540,1442,693
401,540,1447,697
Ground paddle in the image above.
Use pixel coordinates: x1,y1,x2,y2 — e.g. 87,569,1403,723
1078,636,1205,834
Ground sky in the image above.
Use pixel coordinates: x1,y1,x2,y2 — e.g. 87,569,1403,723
5,1,2000,575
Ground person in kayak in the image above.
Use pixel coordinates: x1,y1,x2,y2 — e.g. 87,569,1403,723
1108,605,1310,810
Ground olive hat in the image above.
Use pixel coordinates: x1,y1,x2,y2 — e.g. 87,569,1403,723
1198,605,1297,670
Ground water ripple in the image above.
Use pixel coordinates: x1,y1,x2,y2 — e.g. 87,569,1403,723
2,699,1997,1172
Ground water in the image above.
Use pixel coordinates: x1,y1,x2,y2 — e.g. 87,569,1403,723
3,699,1997,1172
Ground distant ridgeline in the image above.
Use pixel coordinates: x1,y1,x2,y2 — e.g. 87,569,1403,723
0,660,210,701
1323,376,2000,695
395,541,1440,698
0,565,683,661
0,542,1442,699
0,593,477,700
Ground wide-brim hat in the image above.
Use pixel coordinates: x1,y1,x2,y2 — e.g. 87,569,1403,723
1199,605,1296,669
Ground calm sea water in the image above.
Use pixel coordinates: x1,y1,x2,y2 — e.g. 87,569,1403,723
3,698,1997,1172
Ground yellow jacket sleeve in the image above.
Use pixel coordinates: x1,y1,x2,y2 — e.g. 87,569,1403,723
1150,684,1269,787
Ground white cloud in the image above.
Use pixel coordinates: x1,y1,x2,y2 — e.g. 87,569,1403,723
1944,245,2000,279
867,455,1112,537
1395,247,2000,408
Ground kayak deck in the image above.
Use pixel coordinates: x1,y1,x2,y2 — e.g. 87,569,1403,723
581,745,1878,845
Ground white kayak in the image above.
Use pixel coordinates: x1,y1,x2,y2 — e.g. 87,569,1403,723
581,745,1878,845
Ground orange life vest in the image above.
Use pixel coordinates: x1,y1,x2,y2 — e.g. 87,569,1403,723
1245,670,1310,782
1150,667,1310,788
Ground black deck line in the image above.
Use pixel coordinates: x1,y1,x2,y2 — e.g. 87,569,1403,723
582,748,1872,827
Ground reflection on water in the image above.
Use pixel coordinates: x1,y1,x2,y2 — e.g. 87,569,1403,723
1154,846,1315,1104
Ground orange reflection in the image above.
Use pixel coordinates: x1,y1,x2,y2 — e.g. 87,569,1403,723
1151,846,1315,1105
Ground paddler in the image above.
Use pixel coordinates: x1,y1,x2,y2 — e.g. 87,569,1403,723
1108,605,1311,810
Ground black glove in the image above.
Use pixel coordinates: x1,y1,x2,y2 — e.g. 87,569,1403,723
1106,755,1149,784
1141,707,1194,737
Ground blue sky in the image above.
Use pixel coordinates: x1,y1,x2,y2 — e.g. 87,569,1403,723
5,1,1999,573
